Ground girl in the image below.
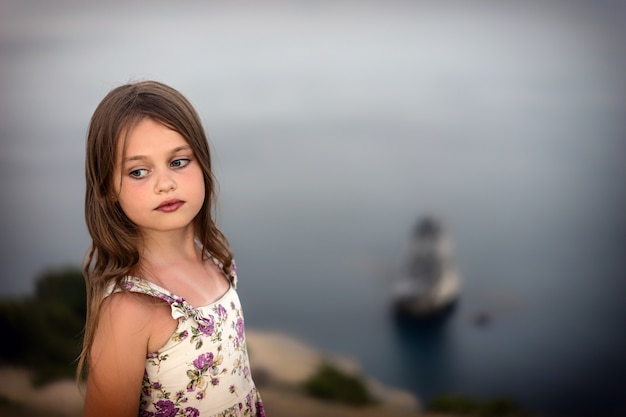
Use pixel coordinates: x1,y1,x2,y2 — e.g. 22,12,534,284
78,80,265,417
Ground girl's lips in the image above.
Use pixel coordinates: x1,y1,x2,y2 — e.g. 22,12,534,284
155,199,184,212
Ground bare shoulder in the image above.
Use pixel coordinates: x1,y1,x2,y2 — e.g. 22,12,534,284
99,290,178,354
92,292,155,357
100,290,167,324
85,291,174,416
97,291,174,347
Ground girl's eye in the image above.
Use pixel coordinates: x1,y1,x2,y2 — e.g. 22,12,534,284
129,168,149,179
171,158,191,168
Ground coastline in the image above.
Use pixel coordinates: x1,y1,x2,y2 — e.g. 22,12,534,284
0,329,426,417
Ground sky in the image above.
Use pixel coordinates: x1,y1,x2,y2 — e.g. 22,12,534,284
0,0,624,297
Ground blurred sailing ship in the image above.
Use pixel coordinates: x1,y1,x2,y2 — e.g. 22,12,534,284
390,216,461,319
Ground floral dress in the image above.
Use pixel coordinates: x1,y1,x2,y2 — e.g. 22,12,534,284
107,261,265,417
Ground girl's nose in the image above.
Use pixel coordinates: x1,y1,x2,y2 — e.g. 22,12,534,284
155,172,176,193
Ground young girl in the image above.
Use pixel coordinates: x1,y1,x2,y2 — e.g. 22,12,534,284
78,80,265,417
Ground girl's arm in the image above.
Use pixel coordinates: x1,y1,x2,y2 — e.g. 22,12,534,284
82,292,154,417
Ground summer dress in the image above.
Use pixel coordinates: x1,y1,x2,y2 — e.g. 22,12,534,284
106,261,265,417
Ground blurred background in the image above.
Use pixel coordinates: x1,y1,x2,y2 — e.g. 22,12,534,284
1,0,625,416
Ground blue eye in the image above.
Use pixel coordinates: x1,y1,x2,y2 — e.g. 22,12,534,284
171,158,191,168
129,168,148,179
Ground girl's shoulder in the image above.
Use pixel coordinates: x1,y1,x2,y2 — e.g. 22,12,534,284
101,288,166,319
97,289,170,348
91,288,176,391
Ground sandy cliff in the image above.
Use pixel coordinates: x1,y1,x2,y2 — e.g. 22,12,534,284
0,330,426,417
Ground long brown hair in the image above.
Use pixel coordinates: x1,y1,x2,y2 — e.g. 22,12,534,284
77,80,233,383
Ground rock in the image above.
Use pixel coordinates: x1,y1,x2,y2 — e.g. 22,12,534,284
365,377,422,412
0,367,83,416
246,330,421,412
246,330,324,386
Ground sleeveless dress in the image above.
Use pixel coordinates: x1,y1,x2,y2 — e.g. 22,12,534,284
107,261,265,417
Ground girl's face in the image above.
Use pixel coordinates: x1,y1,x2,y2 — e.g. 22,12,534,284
112,118,205,237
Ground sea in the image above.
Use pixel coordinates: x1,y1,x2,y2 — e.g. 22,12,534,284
1,1,625,416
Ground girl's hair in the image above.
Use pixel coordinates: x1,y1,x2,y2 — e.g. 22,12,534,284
77,80,233,383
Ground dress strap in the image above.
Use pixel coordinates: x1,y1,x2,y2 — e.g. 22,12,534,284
116,277,179,303
109,277,199,321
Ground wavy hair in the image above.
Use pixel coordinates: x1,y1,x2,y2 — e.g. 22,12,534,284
77,80,233,383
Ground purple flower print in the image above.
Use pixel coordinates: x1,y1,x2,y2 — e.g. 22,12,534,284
217,304,227,320
183,407,200,417
243,366,249,379
140,411,155,417
193,352,214,371
159,293,176,305
196,392,204,400
211,378,220,386
154,400,178,417
197,315,215,336
235,317,245,341
256,400,266,417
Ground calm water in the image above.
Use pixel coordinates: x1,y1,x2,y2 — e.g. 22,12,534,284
1,1,625,416
225,123,626,416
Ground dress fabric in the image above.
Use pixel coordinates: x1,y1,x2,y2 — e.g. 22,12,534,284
106,261,265,417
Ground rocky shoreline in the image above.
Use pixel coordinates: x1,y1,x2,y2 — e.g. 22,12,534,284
246,330,422,416
0,329,428,417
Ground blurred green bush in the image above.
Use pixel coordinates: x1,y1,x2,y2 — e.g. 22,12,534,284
303,362,376,406
0,266,85,385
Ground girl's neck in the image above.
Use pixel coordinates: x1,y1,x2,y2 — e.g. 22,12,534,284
138,229,201,267
132,229,229,307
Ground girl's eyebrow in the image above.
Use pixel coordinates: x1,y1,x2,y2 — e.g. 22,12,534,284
122,145,192,163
